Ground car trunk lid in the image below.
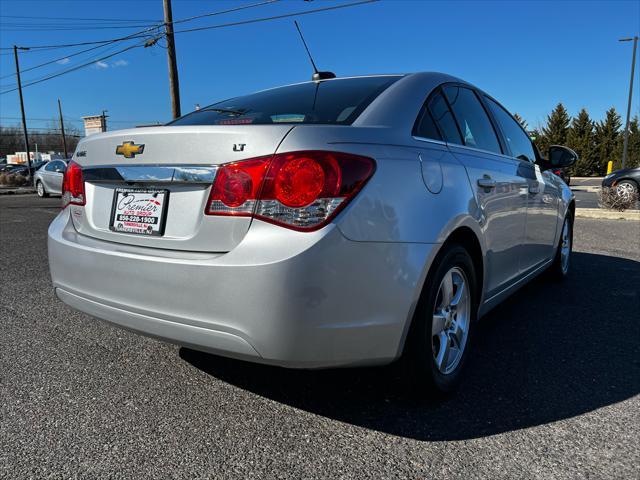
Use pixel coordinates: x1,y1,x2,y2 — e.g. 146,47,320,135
69,125,294,252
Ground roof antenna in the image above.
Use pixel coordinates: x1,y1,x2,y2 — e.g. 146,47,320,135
294,20,336,82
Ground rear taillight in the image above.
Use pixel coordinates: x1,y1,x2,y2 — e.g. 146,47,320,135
62,160,85,208
205,151,375,231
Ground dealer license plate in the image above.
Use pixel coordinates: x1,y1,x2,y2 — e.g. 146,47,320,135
109,188,169,236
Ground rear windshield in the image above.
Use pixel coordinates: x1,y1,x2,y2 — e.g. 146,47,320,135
169,76,402,126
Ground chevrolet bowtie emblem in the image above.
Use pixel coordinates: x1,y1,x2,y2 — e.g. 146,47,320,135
115,141,145,158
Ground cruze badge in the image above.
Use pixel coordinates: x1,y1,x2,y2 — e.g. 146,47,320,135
116,141,145,158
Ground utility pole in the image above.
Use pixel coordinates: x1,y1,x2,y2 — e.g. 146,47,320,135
58,99,68,159
620,36,638,170
163,0,181,119
13,45,33,185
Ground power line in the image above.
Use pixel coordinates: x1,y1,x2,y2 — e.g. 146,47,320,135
0,14,162,22
0,116,160,124
0,0,378,96
0,28,161,51
0,1,281,86
0,1,277,30
0,40,148,96
0,38,147,90
172,0,378,35
1,116,79,122
0,23,161,32
0,0,277,50
171,0,278,26
0,40,139,81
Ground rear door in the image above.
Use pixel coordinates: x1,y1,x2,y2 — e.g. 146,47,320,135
431,85,528,297
484,97,560,270
70,125,293,252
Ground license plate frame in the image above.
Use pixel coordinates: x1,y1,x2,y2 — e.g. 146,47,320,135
109,187,170,237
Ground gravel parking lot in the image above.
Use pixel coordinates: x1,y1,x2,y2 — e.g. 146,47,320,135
1,194,639,479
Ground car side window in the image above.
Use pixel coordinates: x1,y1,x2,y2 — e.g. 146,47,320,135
485,97,536,163
427,91,462,144
413,106,442,141
44,162,58,172
443,86,502,154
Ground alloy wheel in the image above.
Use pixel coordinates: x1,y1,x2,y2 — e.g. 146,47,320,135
431,266,471,375
616,182,637,201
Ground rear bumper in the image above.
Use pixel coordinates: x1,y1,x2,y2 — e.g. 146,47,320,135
48,209,435,368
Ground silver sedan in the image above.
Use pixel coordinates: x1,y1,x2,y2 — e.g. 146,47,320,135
35,159,67,197
48,73,576,394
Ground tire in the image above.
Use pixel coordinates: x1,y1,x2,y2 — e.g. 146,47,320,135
404,244,478,396
36,181,48,198
549,211,573,280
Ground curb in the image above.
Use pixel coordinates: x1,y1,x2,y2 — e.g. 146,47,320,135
0,188,36,196
575,208,640,221
571,186,601,193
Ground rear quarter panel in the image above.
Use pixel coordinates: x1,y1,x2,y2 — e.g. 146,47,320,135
276,125,481,246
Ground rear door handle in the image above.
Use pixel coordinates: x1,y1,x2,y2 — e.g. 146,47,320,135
477,177,496,189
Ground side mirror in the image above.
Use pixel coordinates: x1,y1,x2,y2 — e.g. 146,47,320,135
548,145,578,168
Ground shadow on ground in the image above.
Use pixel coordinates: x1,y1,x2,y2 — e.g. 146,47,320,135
180,252,640,441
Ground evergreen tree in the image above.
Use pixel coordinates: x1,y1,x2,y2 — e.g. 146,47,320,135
566,108,596,176
539,103,571,154
594,107,622,174
513,113,528,130
625,116,640,168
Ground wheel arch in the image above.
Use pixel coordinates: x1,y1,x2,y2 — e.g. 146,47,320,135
397,224,485,358
617,177,639,188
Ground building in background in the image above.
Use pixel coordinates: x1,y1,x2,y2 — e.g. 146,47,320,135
82,113,108,136
6,151,41,164
5,151,64,164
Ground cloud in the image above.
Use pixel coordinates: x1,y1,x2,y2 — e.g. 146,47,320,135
112,59,128,68
56,57,70,65
95,61,109,69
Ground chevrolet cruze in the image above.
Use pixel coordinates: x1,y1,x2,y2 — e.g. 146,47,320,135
48,73,577,393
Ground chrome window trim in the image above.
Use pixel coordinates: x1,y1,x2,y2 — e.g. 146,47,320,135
413,135,534,164
412,136,448,147
446,142,533,164
82,164,218,185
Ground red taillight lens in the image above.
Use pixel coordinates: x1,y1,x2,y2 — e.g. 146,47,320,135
274,156,326,208
61,160,85,208
206,157,271,215
204,151,375,231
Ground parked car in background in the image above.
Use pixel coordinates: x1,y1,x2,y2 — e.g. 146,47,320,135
0,163,22,173
34,159,67,197
602,167,640,201
48,72,577,395
4,160,48,177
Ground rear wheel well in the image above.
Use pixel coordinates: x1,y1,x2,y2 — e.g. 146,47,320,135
618,178,639,189
401,226,484,358
443,227,484,302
